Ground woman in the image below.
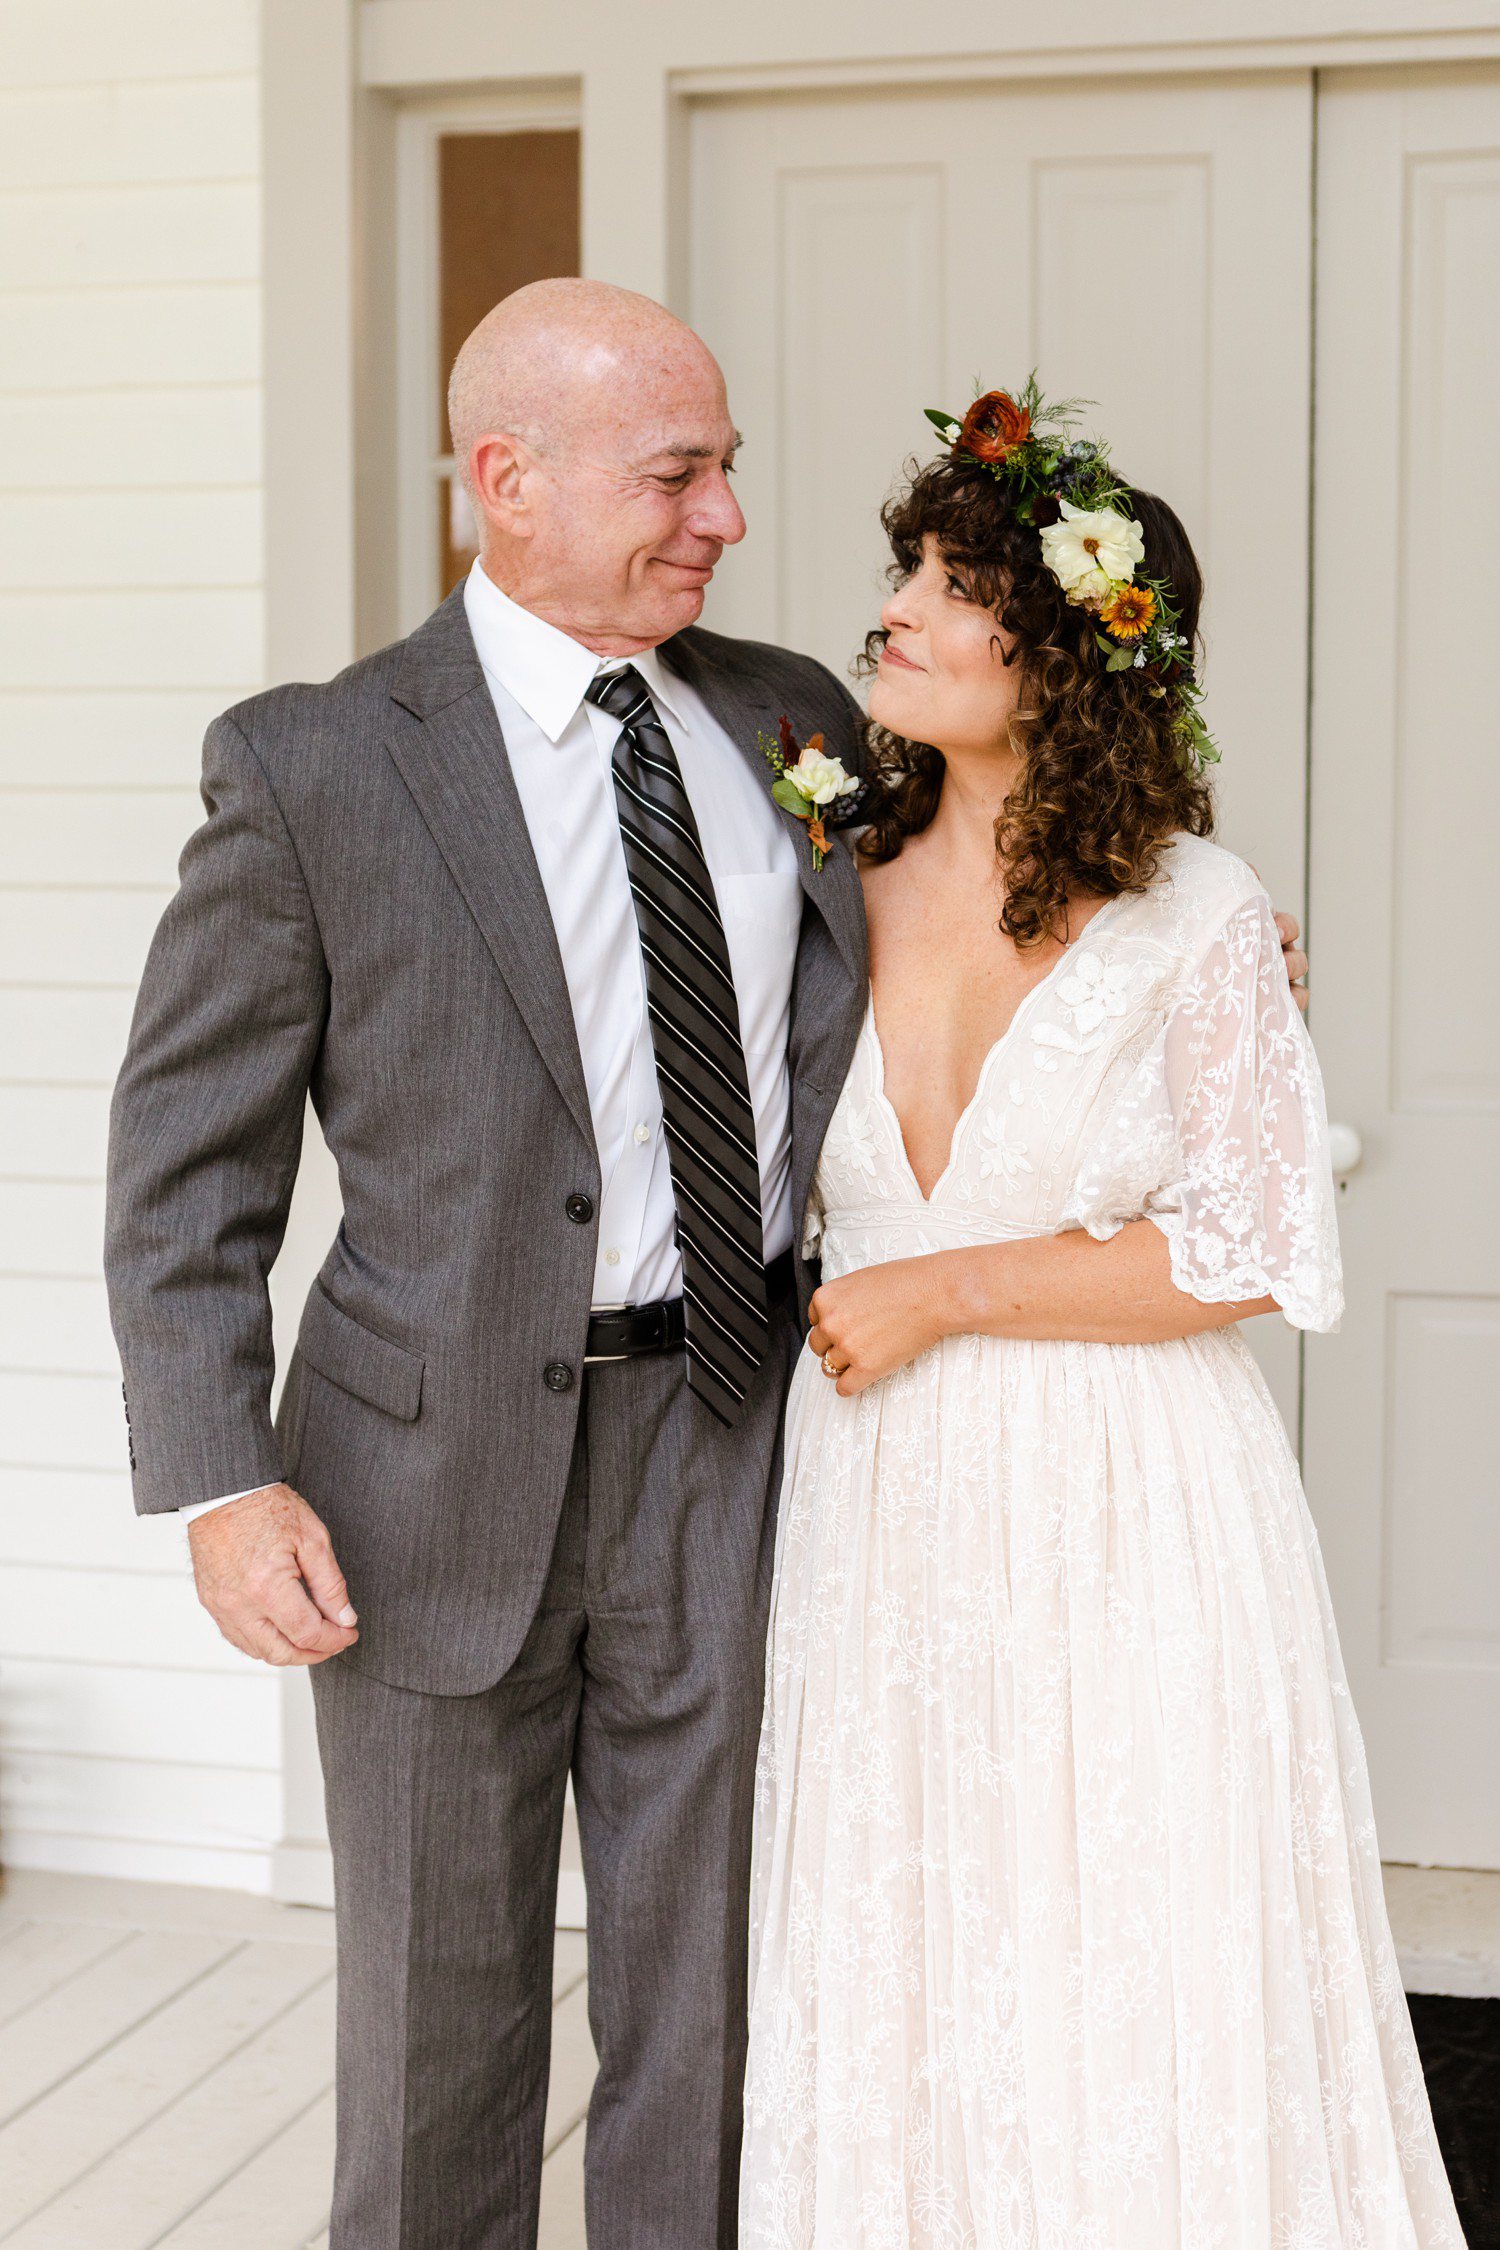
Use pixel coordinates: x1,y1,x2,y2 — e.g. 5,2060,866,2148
740,388,1464,2247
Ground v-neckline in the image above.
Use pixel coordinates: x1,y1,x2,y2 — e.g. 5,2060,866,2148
866,892,1129,1209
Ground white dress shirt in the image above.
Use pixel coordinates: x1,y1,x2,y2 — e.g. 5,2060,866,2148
185,560,804,1521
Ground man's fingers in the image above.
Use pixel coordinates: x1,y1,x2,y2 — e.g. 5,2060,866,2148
296,1524,358,1629
245,1617,314,1668
263,1572,356,1658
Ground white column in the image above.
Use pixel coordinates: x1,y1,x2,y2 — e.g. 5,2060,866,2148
581,59,677,304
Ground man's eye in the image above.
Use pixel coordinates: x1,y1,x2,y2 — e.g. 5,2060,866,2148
659,473,691,490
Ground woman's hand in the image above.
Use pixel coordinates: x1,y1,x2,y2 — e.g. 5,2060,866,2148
807,1255,960,1396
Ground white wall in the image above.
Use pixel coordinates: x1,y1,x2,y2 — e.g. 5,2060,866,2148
0,0,285,1889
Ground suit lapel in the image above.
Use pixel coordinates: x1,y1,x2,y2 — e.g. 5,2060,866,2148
385,589,594,1149
660,629,867,987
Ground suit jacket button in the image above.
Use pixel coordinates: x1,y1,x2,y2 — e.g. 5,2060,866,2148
565,1194,594,1225
544,1362,574,1393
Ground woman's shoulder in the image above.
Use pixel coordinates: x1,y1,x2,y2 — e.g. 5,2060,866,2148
1125,831,1270,954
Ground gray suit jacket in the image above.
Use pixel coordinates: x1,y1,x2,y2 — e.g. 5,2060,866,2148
105,587,869,1692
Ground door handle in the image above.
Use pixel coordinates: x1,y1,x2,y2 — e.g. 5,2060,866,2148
1327,1123,1363,1179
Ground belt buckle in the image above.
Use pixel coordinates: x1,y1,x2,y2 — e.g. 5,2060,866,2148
584,1300,643,1366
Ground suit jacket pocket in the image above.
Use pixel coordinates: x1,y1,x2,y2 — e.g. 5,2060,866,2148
296,1284,425,1422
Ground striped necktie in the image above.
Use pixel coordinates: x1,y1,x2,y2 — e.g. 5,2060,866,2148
586,665,768,1424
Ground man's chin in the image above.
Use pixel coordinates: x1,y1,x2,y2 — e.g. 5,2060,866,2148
655,583,708,638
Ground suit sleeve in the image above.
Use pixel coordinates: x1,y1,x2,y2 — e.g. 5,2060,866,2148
105,713,330,1512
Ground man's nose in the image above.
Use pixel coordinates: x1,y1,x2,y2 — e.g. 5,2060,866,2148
691,473,747,547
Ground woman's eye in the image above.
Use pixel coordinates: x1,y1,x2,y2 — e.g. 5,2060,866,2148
946,573,973,601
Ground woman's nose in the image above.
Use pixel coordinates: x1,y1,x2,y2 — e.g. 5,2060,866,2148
880,584,918,634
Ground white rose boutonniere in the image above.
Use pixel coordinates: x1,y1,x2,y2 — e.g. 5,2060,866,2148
758,715,859,871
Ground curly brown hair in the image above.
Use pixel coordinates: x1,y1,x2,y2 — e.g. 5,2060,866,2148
856,450,1214,947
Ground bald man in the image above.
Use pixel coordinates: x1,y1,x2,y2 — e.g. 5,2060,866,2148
104,280,872,2249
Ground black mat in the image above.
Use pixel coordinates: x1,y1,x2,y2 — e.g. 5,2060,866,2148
1408,1994,1500,2246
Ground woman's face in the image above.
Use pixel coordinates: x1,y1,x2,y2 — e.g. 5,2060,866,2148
868,536,1024,757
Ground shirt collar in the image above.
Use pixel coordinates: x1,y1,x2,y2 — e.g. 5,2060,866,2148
464,559,687,744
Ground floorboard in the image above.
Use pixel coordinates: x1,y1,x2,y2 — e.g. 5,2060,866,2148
0,1874,593,2248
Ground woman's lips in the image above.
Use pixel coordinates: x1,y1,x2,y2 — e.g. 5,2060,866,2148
880,641,922,672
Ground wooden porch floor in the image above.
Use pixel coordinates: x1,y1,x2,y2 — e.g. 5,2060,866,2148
0,1870,593,2249
2,1862,1497,2245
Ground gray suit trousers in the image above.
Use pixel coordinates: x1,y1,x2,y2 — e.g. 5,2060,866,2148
311,1301,797,2250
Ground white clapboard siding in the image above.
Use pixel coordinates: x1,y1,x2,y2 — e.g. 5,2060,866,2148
0,899,165,998
0,491,264,591
0,1181,110,1274
0,1753,282,1857
0,287,262,392
0,182,258,292
0,1276,118,1371
0,390,263,494
0,591,263,689
2,1368,141,1470
0,1085,114,1180
0,792,202,888
0,79,259,190
0,1660,276,1768
0,692,231,787
0,1467,190,1574
2,2,258,90
0,1565,262,1673
0,988,137,1080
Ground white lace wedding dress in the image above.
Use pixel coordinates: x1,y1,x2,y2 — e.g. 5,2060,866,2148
741,835,1464,2249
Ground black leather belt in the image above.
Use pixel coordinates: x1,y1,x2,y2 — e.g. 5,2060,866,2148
584,1250,795,1364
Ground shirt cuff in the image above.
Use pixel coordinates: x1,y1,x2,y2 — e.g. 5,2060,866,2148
180,1486,271,1526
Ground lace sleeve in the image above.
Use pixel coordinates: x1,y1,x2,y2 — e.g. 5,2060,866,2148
1066,893,1343,1332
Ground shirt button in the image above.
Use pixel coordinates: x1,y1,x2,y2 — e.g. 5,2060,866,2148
633,1123,651,1145
543,1362,574,1393
604,1248,621,1267
565,1194,594,1224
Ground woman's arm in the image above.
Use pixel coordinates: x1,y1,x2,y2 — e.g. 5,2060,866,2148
807,1223,1276,1396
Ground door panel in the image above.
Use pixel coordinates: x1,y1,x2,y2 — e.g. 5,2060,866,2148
690,72,1313,1421
1305,66,1500,1866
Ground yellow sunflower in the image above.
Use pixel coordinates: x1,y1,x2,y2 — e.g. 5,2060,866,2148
1100,584,1157,640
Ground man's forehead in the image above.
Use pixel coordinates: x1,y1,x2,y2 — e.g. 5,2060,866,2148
626,420,743,462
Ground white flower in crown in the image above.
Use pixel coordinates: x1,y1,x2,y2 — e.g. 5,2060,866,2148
787,743,860,807
1039,501,1146,605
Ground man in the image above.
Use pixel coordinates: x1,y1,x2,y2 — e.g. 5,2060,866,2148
105,278,1309,2248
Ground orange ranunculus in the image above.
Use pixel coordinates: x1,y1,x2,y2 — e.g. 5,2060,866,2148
957,391,1032,464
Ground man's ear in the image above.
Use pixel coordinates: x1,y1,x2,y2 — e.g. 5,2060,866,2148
469,431,533,541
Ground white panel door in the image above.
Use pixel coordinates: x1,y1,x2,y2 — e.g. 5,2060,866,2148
1304,66,1500,1868
690,72,1314,1419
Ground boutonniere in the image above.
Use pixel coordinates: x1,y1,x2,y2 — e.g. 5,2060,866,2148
757,715,860,871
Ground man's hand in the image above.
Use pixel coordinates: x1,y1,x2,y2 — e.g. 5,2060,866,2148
1274,908,1309,1015
188,1483,358,1666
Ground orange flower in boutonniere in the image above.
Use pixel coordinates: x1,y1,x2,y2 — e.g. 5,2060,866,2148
758,715,860,872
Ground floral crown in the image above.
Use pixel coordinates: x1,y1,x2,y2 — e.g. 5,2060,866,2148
923,377,1218,771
